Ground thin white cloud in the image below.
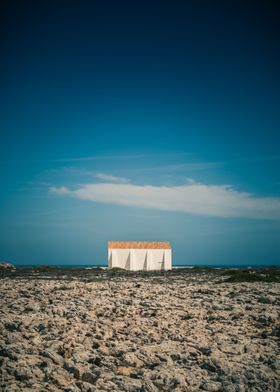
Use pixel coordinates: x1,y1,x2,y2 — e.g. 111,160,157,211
185,177,197,184
49,186,69,195
45,161,224,179
95,173,129,183
54,152,193,162
49,182,280,220
231,155,280,163
122,161,225,173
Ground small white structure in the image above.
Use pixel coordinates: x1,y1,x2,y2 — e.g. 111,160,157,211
108,241,172,271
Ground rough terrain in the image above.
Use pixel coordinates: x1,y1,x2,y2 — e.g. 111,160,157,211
0,269,279,391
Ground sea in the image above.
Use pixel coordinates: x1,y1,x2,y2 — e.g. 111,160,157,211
13,263,279,269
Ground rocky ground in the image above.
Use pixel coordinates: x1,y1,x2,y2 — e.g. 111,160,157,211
0,269,279,391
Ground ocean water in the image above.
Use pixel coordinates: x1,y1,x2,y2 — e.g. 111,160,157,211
13,263,279,269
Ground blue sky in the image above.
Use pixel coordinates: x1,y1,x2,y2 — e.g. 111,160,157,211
0,1,279,265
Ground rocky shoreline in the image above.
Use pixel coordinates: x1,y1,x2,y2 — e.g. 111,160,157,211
1,268,279,391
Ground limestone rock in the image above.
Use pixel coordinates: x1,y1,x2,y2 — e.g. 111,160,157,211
0,270,279,391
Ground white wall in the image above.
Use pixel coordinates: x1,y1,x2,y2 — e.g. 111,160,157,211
108,249,172,271
108,249,131,269
163,249,172,270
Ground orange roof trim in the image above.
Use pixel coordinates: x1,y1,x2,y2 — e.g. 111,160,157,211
108,241,171,249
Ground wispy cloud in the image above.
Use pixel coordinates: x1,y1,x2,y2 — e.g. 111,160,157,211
46,161,224,178
53,152,192,162
185,178,196,184
49,186,69,195
122,161,225,173
95,173,129,183
231,155,280,164
49,182,280,220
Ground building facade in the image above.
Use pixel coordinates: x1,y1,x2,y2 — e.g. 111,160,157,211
108,241,172,271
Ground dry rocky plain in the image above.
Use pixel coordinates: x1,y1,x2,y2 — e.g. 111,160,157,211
0,266,280,392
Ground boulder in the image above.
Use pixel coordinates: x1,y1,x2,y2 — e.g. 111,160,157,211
0,262,16,270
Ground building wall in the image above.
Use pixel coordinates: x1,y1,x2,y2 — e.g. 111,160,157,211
108,249,172,271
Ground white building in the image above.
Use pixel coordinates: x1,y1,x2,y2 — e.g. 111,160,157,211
108,241,172,271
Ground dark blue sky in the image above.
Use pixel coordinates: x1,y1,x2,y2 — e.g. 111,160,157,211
0,1,279,265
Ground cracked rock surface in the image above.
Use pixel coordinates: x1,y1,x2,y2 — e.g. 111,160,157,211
0,273,279,391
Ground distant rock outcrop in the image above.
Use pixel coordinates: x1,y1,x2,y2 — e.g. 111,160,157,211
0,262,16,270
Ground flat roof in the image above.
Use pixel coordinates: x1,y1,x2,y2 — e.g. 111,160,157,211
108,241,171,249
